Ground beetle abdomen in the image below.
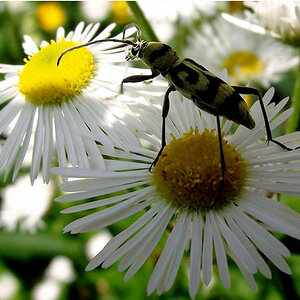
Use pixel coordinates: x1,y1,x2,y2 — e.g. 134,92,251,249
164,58,255,130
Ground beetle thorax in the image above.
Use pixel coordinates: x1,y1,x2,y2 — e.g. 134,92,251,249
142,42,179,74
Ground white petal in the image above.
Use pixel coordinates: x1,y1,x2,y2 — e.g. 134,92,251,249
54,106,77,166
86,202,165,271
239,192,300,239
104,203,172,269
22,35,39,55
61,176,149,193
13,106,36,181
74,99,115,152
31,106,44,184
65,195,157,234
94,23,116,40
72,21,85,42
214,212,257,274
0,102,32,178
82,23,100,43
124,206,175,280
56,26,65,40
249,150,300,166
227,248,258,292
231,206,291,274
224,211,271,278
202,214,213,286
210,212,230,289
62,189,143,213
0,100,23,135
83,138,105,169
147,212,188,295
189,213,203,299
247,179,300,196
56,180,153,203
42,106,53,183
53,108,67,170
165,212,191,291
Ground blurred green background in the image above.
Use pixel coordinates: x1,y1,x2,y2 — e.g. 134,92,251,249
0,1,299,300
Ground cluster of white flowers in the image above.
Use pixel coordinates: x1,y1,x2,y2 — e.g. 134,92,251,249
223,1,300,47
0,16,300,298
186,16,298,87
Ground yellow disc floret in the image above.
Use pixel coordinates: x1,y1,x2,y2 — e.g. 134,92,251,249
152,128,247,211
18,39,95,105
222,51,264,82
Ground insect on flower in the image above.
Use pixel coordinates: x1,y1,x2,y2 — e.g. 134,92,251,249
57,23,299,203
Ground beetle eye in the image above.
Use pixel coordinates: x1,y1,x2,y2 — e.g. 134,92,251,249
131,47,139,56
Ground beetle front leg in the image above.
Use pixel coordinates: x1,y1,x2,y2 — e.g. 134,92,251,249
121,72,159,93
149,85,175,172
232,86,300,151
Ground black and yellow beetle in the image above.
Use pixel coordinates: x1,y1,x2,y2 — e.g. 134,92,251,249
58,23,298,195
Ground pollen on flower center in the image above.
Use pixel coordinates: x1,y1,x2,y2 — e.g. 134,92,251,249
18,39,95,105
222,51,264,81
152,128,247,211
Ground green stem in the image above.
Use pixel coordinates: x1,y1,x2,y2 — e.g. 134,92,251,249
287,49,300,133
127,1,159,41
0,231,85,264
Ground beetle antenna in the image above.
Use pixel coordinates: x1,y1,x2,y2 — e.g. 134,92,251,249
57,38,135,66
122,23,142,42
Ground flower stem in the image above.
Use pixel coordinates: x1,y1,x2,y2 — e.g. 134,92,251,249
287,49,300,133
127,1,159,41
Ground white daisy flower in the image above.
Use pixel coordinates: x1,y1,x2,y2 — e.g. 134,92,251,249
52,88,300,297
0,174,54,232
139,0,218,41
185,17,298,87
80,1,111,23
0,22,150,184
222,1,300,47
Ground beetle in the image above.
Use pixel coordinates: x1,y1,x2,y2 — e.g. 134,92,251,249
57,23,298,201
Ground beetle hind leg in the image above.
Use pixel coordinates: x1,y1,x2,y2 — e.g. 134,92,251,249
209,114,227,208
232,86,300,151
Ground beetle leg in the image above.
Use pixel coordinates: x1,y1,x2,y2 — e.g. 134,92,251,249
149,85,175,172
209,114,226,207
121,72,159,93
216,114,226,201
232,86,300,151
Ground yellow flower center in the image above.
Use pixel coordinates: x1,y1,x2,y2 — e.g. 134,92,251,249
152,128,247,211
222,51,264,82
36,2,66,32
18,39,95,105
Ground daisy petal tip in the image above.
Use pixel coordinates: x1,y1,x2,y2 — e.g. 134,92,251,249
62,228,70,234
85,262,97,272
62,224,73,233
60,208,71,214
54,196,64,203
123,273,131,282
189,289,198,300
146,285,154,297
283,265,292,275
265,270,272,280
